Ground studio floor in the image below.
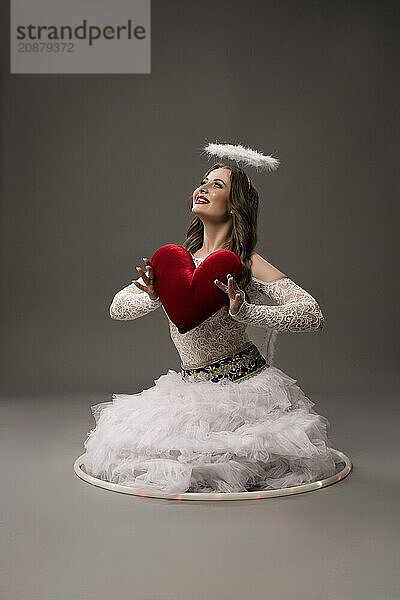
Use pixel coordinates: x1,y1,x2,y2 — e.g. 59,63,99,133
1,390,398,600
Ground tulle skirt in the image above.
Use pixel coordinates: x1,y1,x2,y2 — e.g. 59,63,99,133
81,366,339,495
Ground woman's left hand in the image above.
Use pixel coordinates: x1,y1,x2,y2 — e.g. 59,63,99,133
214,273,245,315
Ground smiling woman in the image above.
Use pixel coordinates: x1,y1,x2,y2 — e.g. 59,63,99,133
77,142,350,499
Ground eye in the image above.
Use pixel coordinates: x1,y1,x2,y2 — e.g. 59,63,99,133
200,179,222,188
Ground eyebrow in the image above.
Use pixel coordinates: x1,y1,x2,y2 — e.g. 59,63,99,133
202,176,226,185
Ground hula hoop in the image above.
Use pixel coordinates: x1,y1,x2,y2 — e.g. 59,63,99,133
74,448,352,501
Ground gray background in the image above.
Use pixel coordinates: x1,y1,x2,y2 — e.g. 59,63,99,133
1,3,399,600
1,0,399,396
1,1,400,392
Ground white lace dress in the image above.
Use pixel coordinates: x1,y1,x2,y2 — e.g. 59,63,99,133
81,255,339,494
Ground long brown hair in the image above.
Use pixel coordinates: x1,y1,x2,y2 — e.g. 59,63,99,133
181,162,259,291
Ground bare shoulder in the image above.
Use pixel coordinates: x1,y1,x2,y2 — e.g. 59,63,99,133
250,252,287,283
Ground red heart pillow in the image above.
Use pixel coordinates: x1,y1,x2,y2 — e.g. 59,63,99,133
150,244,242,334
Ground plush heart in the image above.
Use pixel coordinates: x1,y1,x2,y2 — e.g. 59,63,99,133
150,244,242,334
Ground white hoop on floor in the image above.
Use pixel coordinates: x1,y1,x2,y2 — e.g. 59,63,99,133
73,448,352,501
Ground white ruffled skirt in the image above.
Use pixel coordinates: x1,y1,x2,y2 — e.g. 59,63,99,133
81,366,338,494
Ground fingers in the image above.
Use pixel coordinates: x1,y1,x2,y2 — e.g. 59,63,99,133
135,257,154,286
229,293,243,315
143,257,154,284
214,273,241,300
227,275,239,300
214,279,228,293
132,280,146,291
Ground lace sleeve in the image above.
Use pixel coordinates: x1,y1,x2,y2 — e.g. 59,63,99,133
229,277,324,332
109,276,161,320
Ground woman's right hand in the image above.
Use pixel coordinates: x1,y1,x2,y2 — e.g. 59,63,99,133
132,257,158,300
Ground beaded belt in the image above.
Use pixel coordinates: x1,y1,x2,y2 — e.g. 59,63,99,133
181,342,268,384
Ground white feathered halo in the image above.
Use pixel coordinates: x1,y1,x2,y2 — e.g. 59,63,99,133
202,141,280,172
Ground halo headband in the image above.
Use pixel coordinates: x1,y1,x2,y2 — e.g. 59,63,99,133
202,142,280,172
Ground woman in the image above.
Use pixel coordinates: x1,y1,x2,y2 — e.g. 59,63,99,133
81,162,338,495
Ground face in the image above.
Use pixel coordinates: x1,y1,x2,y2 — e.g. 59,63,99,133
192,167,232,221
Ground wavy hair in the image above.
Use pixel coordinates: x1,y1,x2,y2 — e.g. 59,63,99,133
181,162,259,292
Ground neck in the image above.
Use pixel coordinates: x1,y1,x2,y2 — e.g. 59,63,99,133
199,220,232,254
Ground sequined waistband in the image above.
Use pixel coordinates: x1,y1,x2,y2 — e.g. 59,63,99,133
181,342,268,384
